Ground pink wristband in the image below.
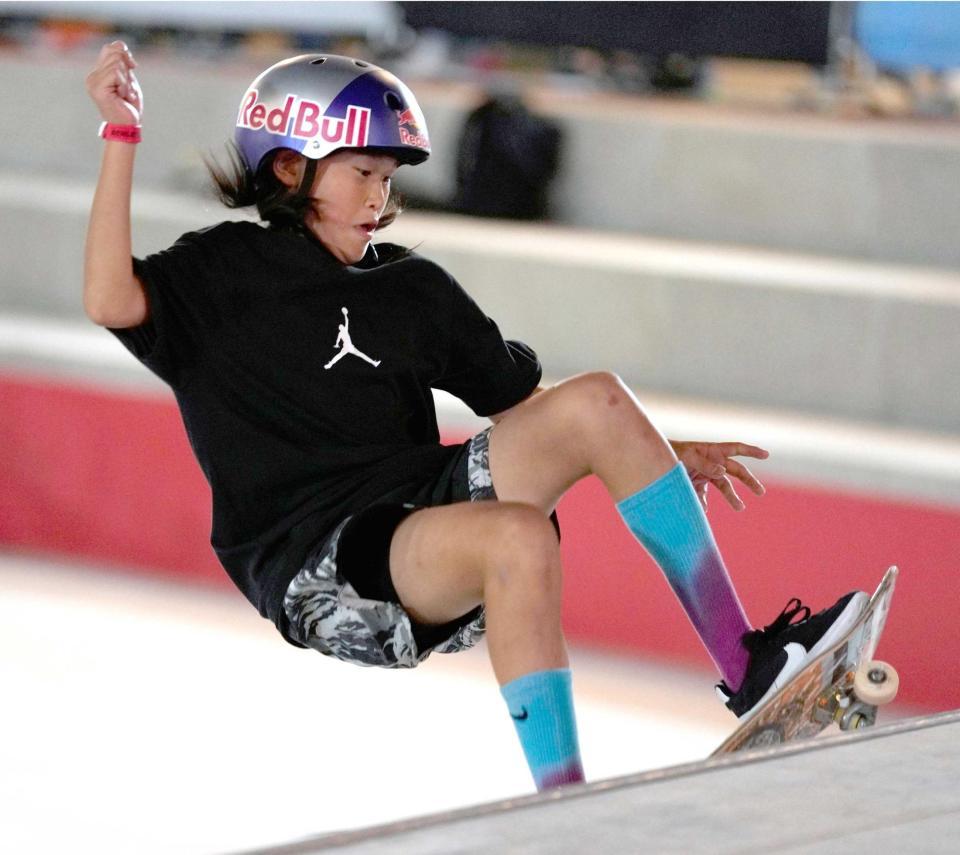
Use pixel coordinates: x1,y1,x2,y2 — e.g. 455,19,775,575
98,122,142,143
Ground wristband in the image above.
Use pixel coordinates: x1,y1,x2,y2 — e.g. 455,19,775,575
98,121,142,143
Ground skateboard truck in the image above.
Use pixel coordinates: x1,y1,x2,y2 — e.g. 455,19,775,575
812,660,899,730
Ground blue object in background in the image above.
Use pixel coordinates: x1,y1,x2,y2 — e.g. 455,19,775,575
856,2,960,72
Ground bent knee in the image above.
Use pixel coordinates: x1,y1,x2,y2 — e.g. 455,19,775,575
552,371,661,444
485,502,558,553
556,371,633,416
481,503,560,589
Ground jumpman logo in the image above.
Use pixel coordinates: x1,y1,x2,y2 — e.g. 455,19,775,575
323,306,381,370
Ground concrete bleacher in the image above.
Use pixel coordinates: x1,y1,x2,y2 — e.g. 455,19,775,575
3,51,959,434
3,52,960,268
2,49,959,505
3,171,960,441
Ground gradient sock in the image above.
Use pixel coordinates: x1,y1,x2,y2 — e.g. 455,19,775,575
616,462,752,690
500,668,585,791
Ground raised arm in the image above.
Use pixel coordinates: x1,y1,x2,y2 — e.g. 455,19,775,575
83,41,147,328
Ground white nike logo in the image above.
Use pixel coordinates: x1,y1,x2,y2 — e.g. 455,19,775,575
772,642,808,691
741,642,809,719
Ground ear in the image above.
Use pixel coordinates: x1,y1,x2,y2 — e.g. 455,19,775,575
271,149,304,189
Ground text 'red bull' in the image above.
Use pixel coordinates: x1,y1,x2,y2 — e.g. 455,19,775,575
396,108,429,149
237,90,371,146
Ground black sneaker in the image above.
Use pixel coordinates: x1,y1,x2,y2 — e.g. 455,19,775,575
716,590,869,719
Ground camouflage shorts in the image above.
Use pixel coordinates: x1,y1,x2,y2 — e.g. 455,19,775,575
283,427,496,669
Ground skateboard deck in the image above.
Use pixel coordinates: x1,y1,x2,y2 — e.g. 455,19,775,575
712,566,899,756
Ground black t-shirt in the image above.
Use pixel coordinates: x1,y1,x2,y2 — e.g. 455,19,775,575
110,221,541,640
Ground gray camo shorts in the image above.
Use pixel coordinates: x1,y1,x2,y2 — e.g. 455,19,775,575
283,427,496,669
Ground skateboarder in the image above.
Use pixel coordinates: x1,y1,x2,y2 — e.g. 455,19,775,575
84,43,867,793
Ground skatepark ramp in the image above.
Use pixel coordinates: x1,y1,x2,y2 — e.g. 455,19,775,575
235,710,960,854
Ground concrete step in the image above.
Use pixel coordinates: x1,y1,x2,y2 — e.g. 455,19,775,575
3,311,959,508
2,50,960,268
3,173,959,433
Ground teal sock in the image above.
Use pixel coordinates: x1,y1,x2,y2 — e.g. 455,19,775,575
616,462,751,689
500,668,585,791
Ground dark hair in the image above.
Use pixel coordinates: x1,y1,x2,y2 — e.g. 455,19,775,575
203,142,405,232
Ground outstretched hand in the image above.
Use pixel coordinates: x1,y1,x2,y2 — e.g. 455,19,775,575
86,41,143,125
669,440,769,512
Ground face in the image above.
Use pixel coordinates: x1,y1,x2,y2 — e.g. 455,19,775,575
293,149,399,264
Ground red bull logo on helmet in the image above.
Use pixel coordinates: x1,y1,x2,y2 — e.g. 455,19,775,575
396,107,429,149
238,89,371,147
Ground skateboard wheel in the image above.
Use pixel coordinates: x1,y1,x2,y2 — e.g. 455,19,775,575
743,724,785,749
848,711,869,729
853,660,899,705
840,701,877,731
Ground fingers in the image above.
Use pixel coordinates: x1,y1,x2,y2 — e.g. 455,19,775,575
723,456,765,497
117,66,141,104
696,481,708,512
98,40,137,67
92,42,136,86
693,467,745,513
87,41,142,123
712,442,769,461
681,446,727,480
676,440,770,511
88,45,132,91
128,72,143,111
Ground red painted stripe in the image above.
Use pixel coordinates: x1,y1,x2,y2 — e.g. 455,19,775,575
1,372,222,585
3,371,958,710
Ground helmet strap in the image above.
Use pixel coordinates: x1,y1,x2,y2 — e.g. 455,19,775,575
298,157,318,197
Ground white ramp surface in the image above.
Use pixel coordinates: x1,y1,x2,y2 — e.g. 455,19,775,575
242,711,960,854
0,551,732,855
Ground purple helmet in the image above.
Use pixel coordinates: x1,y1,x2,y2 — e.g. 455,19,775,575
234,54,430,174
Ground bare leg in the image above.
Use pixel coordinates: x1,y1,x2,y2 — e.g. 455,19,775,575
389,372,678,683
387,374,688,790
488,371,678,513
487,371,752,688
391,372,751,689
389,501,566,685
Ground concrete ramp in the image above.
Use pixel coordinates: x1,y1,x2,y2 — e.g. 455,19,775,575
237,710,960,854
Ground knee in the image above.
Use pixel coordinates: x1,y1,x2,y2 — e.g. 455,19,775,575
558,371,634,420
481,503,560,594
556,371,652,436
572,370,629,406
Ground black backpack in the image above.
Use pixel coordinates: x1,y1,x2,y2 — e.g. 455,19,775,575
453,95,562,220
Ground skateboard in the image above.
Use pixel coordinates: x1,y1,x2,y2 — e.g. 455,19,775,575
712,566,899,756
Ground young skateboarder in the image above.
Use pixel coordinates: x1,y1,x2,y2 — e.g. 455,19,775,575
84,42,867,792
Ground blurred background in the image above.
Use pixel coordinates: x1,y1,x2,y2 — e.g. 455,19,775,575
1,2,959,853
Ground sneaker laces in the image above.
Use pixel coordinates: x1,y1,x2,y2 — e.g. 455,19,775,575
741,597,811,656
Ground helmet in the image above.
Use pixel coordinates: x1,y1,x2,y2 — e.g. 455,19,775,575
234,54,431,174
